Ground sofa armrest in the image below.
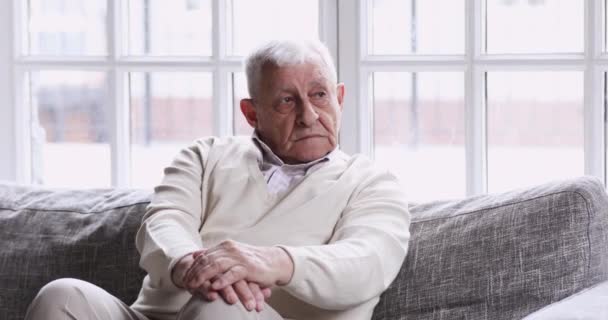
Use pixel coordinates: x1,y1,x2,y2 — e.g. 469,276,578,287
373,176,608,320
522,281,608,320
0,183,151,320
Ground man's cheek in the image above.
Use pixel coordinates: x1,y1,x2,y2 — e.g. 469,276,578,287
318,115,335,134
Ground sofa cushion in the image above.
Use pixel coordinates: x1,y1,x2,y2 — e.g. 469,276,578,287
372,176,608,320
0,184,151,320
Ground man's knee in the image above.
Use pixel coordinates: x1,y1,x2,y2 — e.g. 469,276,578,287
25,278,87,318
178,297,254,320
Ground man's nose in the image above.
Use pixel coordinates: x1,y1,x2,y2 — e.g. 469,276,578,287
296,99,319,127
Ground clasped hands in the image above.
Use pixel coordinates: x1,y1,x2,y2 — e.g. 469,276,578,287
172,240,294,312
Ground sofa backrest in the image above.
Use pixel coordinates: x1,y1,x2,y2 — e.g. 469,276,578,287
372,176,608,320
0,185,151,320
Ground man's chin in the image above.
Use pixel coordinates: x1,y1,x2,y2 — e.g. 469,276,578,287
292,148,333,163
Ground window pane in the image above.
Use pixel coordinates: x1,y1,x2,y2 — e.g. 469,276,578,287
30,71,110,187
230,0,319,56
369,0,465,55
487,71,584,193
232,72,253,135
485,0,583,54
26,0,107,55
129,72,213,188
373,72,465,201
127,0,212,56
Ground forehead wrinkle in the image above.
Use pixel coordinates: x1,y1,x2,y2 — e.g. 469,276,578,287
309,78,329,88
266,64,332,94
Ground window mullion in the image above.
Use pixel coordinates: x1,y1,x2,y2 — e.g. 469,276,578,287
0,0,16,181
110,69,130,187
15,69,32,184
359,68,372,157
465,0,487,196
319,0,339,64
338,0,363,155
213,0,231,136
14,0,33,184
13,0,25,58
215,69,233,136
13,0,33,184
583,0,605,184
108,0,129,187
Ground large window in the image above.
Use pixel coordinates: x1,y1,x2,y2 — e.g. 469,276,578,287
360,0,605,201
0,0,606,202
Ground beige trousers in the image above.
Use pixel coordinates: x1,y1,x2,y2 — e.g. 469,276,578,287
25,278,284,320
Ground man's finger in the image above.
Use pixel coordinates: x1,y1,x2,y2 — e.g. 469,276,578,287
261,287,272,299
234,280,256,311
183,261,205,289
188,258,229,288
219,285,238,305
192,249,207,258
211,266,246,290
186,251,225,283
184,254,206,285
206,290,219,301
189,287,218,301
248,282,265,312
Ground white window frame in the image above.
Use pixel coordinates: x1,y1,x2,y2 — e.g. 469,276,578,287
0,1,15,182
338,0,607,197
0,0,605,196
0,0,338,187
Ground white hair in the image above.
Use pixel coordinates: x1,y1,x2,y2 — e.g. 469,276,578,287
244,40,338,99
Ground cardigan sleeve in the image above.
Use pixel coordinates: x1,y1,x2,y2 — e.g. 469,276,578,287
135,139,210,290
277,170,411,310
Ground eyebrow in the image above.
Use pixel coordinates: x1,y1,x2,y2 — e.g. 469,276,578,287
273,78,330,94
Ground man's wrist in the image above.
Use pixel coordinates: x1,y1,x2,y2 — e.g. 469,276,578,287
172,252,195,288
272,246,294,286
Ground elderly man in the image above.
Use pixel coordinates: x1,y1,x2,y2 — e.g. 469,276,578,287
25,40,410,320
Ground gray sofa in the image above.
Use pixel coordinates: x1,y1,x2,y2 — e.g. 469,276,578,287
1,176,608,320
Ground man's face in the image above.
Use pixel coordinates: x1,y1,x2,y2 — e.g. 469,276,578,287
241,61,345,164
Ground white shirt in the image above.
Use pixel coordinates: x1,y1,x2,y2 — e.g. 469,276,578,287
252,133,337,195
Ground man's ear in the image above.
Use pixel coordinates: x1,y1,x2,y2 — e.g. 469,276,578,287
336,83,345,111
240,98,258,128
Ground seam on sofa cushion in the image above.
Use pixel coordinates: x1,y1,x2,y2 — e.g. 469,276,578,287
583,190,593,287
0,201,151,215
413,190,591,223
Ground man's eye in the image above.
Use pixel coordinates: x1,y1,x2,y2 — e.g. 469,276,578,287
314,92,327,98
281,97,294,104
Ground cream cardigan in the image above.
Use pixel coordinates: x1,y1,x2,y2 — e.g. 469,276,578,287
131,136,411,320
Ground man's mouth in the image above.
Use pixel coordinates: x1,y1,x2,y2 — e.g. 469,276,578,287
294,135,325,142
